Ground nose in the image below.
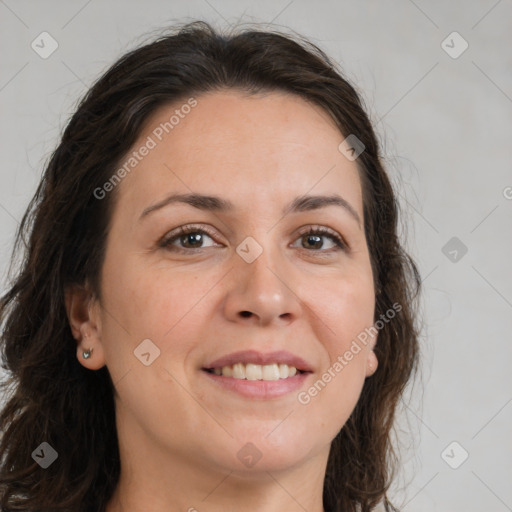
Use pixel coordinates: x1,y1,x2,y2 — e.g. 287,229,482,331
222,241,302,327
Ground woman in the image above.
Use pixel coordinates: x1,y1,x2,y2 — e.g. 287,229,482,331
0,21,421,512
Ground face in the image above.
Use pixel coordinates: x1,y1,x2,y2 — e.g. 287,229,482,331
68,90,378,477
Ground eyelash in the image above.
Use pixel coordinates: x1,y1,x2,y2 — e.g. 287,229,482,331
159,224,348,255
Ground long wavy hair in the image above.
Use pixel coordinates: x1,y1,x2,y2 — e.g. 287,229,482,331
0,21,421,512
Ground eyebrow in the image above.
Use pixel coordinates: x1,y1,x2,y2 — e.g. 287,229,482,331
139,192,361,227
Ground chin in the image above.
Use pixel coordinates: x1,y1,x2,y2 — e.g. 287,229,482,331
206,434,316,474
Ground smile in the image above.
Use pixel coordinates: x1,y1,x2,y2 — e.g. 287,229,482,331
204,362,304,380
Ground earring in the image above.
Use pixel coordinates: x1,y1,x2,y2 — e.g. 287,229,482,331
82,347,93,359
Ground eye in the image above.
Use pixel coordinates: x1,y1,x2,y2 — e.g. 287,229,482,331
159,224,221,253
159,224,348,255
291,226,347,253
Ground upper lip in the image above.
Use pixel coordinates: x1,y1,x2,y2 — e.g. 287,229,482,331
203,350,313,372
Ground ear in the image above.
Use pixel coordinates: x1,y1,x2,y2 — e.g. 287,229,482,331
64,284,106,370
365,332,379,378
365,350,378,377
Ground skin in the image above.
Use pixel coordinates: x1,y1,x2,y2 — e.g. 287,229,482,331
66,90,378,512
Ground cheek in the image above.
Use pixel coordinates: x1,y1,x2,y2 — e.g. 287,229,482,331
296,268,375,409
99,260,221,367
304,266,375,347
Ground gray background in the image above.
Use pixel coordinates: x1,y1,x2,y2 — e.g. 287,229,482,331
1,1,511,510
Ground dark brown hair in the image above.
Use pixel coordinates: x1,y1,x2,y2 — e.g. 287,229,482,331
0,21,421,512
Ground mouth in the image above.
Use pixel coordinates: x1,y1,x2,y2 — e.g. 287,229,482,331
201,350,313,399
203,362,308,380
202,349,313,379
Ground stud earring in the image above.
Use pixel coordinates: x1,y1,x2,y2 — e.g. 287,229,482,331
82,347,93,359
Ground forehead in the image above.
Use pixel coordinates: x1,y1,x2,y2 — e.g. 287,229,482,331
114,90,363,220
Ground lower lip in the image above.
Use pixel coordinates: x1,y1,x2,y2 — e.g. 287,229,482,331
202,370,310,399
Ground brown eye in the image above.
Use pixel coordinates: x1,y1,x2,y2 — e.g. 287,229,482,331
179,232,207,249
160,225,220,252
301,233,325,250
292,227,346,253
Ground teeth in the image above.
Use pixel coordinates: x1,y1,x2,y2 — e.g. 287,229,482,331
262,363,280,381
246,363,262,380
232,363,245,379
211,362,301,380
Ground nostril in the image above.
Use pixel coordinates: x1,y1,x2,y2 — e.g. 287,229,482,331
240,311,252,318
